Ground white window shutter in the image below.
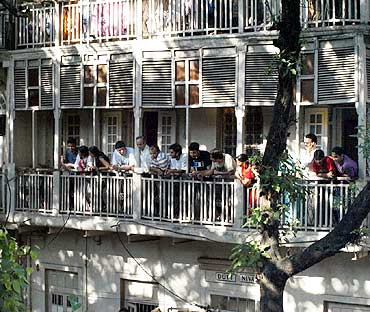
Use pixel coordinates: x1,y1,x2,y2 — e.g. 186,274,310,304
41,65,53,108
318,47,355,102
245,52,278,105
14,68,26,109
142,59,172,107
202,57,236,106
109,60,133,106
60,65,81,107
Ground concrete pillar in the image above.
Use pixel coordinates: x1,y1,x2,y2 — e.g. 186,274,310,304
356,34,367,179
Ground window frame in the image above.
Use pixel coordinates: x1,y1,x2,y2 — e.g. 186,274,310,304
82,61,108,108
46,269,82,312
26,60,41,109
174,58,200,107
298,50,317,104
304,107,328,153
244,106,264,155
63,113,81,147
102,111,122,158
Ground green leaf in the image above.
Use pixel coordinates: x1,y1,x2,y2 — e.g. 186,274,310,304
12,280,21,295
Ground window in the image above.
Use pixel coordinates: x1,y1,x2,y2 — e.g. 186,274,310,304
244,107,263,155
175,59,199,106
27,67,39,107
102,113,121,158
210,294,255,312
66,115,80,145
305,108,328,153
83,64,107,107
300,53,315,103
158,112,175,153
120,279,159,312
222,108,236,157
46,270,81,312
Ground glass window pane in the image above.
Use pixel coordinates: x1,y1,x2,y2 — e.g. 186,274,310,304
176,61,185,81
310,114,316,123
97,87,107,106
84,65,94,84
28,68,39,87
97,64,107,83
301,79,314,103
28,89,39,107
189,85,199,105
189,60,199,80
317,114,322,123
176,85,185,105
229,297,237,310
84,87,93,106
301,53,314,75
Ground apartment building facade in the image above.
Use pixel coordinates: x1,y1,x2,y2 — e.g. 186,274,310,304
0,0,370,311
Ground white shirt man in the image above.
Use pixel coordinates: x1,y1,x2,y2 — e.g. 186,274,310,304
136,136,151,172
300,133,317,173
165,143,188,175
111,141,136,171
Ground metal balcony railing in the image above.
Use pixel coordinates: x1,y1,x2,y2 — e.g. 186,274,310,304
7,170,363,234
17,3,56,48
141,175,235,226
60,171,134,218
12,0,369,49
301,0,361,28
15,169,54,213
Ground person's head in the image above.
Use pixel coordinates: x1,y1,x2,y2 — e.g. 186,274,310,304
115,141,126,156
88,146,100,157
236,154,248,166
136,136,146,151
78,145,89,158
313,149,325,164
169,143,182,159
149,145,160,160
304,133,317,151
67,137,77,152
189,142,200,159
210,149,225,164
331,146,345,163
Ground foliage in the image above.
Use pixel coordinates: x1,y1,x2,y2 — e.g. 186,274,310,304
260,151,308,203
68,294,82,311
357,123,370,161
229,241,270,271
0,227,37,312
230,152,307,272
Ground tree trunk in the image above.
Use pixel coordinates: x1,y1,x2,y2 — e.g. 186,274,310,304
260,263,289,312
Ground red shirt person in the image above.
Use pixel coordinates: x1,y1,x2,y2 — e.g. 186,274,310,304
312,149,337,179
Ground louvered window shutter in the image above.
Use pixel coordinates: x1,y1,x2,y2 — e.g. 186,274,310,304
60,65,81,107
318,47,355,102
14,68,26,109
367,50,370,102
245,53,278,105
41,66,53,108
202,57,236,106
109,60,133,106
142,59,172,106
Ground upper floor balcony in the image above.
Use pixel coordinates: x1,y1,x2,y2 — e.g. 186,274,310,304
1,168,364,244
13,0,368,49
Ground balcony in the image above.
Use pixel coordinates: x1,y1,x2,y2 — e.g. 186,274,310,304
14,0,367,49
1,168,362,243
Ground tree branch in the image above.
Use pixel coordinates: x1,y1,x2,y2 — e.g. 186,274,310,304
284,181,370,276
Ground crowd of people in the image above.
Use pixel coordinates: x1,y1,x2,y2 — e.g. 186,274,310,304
60,133,358,183
300,133,358,180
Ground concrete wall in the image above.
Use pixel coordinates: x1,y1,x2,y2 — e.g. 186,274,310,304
28,231,370,312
